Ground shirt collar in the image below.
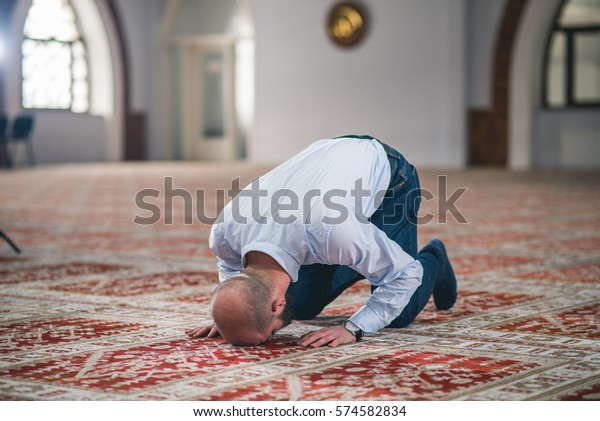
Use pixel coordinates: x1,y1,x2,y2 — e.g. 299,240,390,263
241,242,301,282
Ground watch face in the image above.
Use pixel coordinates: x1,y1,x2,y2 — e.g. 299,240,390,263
344,321,364,342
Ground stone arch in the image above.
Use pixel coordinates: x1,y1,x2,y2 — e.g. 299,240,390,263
468,0,528,167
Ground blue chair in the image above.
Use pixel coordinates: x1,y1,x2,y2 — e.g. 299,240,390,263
0,115,11,168
9,115,36,167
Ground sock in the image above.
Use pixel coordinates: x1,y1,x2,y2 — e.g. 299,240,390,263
427,239,457,311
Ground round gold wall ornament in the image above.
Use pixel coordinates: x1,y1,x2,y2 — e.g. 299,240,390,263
327,3,367,47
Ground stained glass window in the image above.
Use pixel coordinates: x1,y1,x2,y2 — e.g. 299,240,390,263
22,0,89,112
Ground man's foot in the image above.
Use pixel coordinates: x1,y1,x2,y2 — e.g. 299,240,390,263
427,239,457,310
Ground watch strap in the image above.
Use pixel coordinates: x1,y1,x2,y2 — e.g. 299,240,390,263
343,320,364,342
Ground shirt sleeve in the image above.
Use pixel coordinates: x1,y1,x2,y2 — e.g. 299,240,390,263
208,223,243,282
323,218,423,333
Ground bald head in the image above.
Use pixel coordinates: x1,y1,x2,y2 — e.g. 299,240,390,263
210,273,275,346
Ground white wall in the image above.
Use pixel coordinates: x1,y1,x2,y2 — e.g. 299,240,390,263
249,0,466,168
171,0,242,37
15,112,106,164
533,110,600,169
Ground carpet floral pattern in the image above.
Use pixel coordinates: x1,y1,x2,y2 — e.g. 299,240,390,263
0,164,599,400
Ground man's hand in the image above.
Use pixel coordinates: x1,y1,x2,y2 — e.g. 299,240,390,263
298,325,356,348
185,324,220,339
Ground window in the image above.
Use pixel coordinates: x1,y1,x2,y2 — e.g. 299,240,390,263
21,0,89,112
544,0,600,108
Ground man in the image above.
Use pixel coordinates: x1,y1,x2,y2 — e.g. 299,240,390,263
186,135,457,347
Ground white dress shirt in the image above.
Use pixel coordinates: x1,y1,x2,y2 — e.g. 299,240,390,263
209,137,423,332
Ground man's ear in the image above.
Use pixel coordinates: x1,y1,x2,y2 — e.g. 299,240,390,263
271,296,286,313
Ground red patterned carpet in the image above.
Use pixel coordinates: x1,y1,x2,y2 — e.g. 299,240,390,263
0,163,599,400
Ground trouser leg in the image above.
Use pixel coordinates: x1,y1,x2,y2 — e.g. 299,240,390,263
386,246,439,328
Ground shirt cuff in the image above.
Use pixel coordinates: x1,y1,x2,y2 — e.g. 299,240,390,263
348,304,386,333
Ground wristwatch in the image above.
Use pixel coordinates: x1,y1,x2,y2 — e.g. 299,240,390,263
343,320,364,342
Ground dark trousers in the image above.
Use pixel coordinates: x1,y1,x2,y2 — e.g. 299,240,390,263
287,136,440,328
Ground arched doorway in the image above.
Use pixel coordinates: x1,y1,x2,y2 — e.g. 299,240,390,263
2,0,126,163
160,0,255,161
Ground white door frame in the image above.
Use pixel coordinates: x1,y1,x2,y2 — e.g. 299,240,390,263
177,37,236,161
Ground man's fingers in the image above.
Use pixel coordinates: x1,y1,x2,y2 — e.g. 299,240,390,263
298,329,335,347
298,333,313,345
298,331,322,346
310,335,336,348
207,326,220,337
328,338,341,347
186,325,215,338
298,326,357,348
189,328,208,338
185,328,199,337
